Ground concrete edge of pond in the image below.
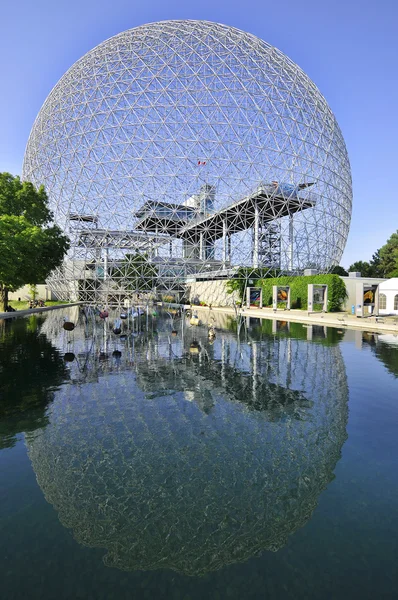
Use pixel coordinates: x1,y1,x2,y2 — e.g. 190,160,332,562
180,304,398,335
2,300,398,335
0,302,84,320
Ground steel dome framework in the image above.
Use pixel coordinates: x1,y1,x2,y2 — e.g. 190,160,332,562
22,20,352,303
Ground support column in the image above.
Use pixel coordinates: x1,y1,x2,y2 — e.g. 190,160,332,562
199,232,204,260
104,247,108,281
253,205,259,268
153,227,158,300
288,214,294,272
96,248,102,285
222,220,227,268
228,235,231,262
154,226,159,258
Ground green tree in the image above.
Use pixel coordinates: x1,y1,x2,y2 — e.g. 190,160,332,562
378,230,398,277
348,232,398,279
226,266,280,302
112,252,158,292
0,173,69,311
330,265,348,276
347,260,377,277
370,249,384,277
29,283,38,301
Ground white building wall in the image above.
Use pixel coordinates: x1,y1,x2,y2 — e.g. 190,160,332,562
379,278,398,315
8,284,58,301
340,276,386,313
186,279,237,307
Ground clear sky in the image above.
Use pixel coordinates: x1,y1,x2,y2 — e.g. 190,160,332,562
1,0,397,267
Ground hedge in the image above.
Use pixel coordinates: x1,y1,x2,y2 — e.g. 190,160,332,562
227,274,347,312
259,274,347,312
225,267,280,300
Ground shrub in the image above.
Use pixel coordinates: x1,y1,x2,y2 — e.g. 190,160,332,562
258,274,347,312
226,267,279,301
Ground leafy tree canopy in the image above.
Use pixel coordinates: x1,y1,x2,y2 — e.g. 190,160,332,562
348,229,398,279
112,252,158,292
378,230,398,277
330,265,348,276
0,172,53,224
0,173,70,310
347,260,378,278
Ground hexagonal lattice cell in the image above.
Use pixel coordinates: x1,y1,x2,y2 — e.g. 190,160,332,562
23,20,352,302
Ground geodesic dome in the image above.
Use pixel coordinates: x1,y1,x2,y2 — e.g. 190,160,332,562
22,20,352,302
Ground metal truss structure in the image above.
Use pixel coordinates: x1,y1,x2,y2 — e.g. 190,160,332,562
22,20,352,303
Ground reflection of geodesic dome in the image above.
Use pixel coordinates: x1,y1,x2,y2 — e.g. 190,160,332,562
27,320,348,576
22,21,352,301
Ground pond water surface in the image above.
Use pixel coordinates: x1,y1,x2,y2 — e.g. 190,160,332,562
0,308,397,599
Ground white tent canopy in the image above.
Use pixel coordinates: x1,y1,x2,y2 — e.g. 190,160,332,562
379,278,398,314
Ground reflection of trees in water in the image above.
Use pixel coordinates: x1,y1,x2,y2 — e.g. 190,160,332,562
362,332,398,378
0,316,68,449
371,335,398,378
374,343,398,377
27,312,349,576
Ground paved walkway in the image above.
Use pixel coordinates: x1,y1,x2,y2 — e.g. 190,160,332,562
189,304,398,334
0,302,83,320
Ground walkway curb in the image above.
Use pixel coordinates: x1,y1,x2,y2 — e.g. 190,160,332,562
0,302,84,320
189,304,398,334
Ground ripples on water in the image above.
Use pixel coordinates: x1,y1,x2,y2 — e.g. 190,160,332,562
0,308,397,598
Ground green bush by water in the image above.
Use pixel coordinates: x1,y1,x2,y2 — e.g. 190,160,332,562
260,275,347,311
227,274,347,312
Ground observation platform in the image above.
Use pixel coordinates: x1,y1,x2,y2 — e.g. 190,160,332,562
70,183,316,274
134,185,315,242
75,229,170,251
134,201,197,236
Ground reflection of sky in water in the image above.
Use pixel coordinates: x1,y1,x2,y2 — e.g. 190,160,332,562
27,309,348,576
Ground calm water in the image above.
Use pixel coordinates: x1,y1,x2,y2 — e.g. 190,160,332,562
0,308,397,600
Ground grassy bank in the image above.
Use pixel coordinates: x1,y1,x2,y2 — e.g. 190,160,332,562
8,300,68,311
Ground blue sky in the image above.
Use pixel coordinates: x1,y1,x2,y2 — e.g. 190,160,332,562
1,0,397,267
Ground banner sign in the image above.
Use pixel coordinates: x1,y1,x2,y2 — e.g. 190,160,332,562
308,284,328,313
246,287,263,309
272,286,291,311
277,287,289,302
363,286,377,305
313,286,326,304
